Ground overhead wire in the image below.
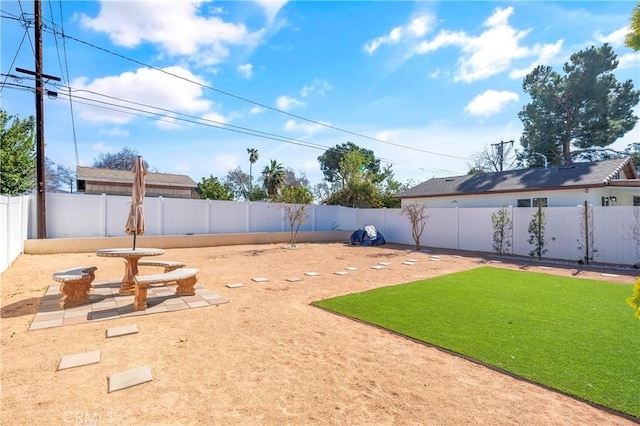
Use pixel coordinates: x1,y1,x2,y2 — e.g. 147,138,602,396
48,29,470,162
0,28,28,93
3,9,468,176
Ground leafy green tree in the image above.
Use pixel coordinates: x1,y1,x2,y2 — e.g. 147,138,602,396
247,148,259,193
195,175,234,200
518,44,639,166
627,277,640,319
491,207,513,254
280,185,314,248
262,159,285,199
248,187,268,201
527,205,548,260
0,110,36,195
93,147,149,170
626,2,640,51
318,142,382,187
46,157,75,192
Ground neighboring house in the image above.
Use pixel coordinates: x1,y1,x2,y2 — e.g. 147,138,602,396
76,166,197,199
396,158,640,208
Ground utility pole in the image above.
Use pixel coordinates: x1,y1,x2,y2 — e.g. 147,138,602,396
15,0,60,239
491,140,514,172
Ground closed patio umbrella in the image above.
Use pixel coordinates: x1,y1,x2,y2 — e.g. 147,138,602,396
125,156,147,250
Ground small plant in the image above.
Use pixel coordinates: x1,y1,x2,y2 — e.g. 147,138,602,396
400,202,428,250
627,277,640,319
527,205,548,260
491,207,513,254
280,186,314,248
576,202,598,264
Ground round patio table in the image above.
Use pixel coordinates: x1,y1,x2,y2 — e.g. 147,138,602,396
96,248,165,295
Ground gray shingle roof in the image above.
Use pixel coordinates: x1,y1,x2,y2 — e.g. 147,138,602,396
396,158,638,199
76,166,196,188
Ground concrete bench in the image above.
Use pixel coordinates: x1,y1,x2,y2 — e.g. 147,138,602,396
136,260,186,273
52,266,97,308
133,268,199,311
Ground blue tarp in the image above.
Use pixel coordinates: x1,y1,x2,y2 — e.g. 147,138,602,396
350,225,385,246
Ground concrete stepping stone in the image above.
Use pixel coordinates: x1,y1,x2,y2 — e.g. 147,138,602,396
378,262,391,266
344,267,358,271
108,365,153,393
402,261,416,265
304,272,320,276
407,259,418,262
334,271,349,275
251,277,269,282
286,277,302,282
58,350,100,371
226,283,245,288
538,266,551,270
429,258,440,262
106,324,138,338
371,265,386,270
601,273,619,277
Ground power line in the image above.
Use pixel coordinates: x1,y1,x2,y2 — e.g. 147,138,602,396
0,28,28,93
47,28,470,162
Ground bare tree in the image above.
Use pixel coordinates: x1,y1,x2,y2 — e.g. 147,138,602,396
400,202,428,250
280,186,313,248
468,142,517,174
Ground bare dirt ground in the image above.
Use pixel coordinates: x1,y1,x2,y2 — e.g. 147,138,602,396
1,242,637,425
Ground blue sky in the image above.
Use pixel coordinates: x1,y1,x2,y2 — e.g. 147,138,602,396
2,1,639,188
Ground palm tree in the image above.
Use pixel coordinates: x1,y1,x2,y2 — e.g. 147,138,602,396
247,148,259,194
262,159,285,199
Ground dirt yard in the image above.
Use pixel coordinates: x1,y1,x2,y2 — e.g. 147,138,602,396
1,242,637,425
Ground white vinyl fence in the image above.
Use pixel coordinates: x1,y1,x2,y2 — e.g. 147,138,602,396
2,192,640,273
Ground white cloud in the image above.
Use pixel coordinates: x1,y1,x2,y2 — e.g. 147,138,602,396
283,119,325,134
276,95,304,111
155,114,182,130
80,1,265,65
595,26,630,46
70,66,212,124
237,63,254,79
300,79,331,97
202,111,228,125
249,106,264,115
254,0,288,23
617,52,640,70
364,14,435,54
464,90,519,117
509,39,564,79
92,142,118,154
455,7,531,82
411,6,566,83
101,127,129,137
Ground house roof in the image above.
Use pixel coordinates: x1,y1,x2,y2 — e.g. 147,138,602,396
76,166,197,188
396,158,639,199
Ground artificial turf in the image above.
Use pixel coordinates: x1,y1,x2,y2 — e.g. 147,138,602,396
311,266,640,418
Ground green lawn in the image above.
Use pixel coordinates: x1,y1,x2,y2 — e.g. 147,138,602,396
311,266,640,418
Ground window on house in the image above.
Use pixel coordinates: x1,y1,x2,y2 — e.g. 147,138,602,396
517,199,531,207
532,198,548,207
634,196,640,207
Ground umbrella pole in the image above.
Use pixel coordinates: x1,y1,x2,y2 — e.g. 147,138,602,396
133,231,137,250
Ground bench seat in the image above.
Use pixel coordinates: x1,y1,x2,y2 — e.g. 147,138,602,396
133,268,199,311
52,266,97,308
137,260,186,273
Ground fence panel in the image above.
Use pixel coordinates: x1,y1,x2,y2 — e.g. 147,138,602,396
47,193,105,238
1,195,29,272
209,200,248,233
458,208,495,253
594,206,637,265
314,204,340,231
250,202,283,232
383,209,413,246
424,208,459,249
162,197,207,236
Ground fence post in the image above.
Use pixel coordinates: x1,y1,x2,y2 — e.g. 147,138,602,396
246,201,251,233
100,193,107,237
158,196,164,236
205,200,211,234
